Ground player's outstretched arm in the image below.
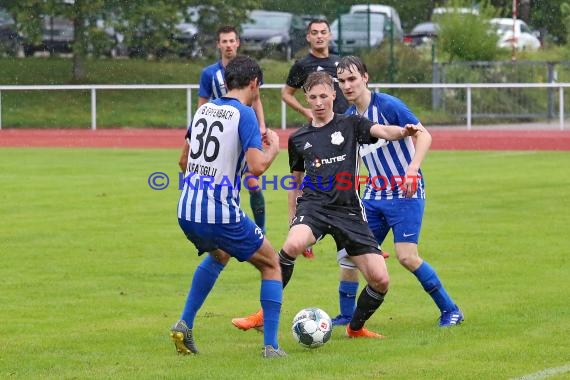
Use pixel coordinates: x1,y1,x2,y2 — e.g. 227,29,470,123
245,129,280,177
370,123,412,141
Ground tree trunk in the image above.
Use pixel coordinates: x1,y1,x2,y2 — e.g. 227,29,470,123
520,0,531,23
71,2,86,82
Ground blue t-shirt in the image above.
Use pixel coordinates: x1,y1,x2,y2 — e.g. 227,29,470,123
198,61,227,100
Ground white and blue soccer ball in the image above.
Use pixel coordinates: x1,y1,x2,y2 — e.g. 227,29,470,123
291,307,332,348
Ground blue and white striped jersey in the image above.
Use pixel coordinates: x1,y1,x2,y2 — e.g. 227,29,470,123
198,61,227,100
346,92,426,200
178,97,262,223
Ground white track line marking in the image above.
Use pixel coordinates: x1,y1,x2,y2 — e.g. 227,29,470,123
511,364,570,380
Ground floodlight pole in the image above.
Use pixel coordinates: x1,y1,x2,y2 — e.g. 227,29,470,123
512,0,517,61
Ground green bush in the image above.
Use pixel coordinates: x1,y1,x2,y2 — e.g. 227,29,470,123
437,0,500,62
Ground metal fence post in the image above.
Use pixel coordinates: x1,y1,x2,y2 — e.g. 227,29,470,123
432,62,440,111
281,100,286,130
558,86,564,131
467,86,472,130
91,88,96,131
547,62,555,120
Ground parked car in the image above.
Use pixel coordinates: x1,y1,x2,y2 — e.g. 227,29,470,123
349,4,403,41
403,22,439,48
301,14,326,27
21,14,125,57
490,18,541,51
331,12,390,54
0,7,21,56
22,16,74,56
240,10,306,60
174,6,219,58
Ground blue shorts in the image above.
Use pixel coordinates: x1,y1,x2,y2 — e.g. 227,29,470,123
362,198,425,244
178,216,264,262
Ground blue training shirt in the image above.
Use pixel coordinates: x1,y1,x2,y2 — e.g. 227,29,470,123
198,61,227,100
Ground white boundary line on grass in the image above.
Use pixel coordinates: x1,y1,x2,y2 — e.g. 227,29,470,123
511,364,570,380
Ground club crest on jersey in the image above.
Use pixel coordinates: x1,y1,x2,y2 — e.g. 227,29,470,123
331,131,344,145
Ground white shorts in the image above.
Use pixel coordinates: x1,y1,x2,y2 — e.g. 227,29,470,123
336,248,357,269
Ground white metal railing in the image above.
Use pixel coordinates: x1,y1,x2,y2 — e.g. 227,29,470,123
0,82,568,131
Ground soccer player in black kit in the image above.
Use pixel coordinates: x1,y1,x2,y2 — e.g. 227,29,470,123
281,18,349,119
280,18,348,262
239,71,423,338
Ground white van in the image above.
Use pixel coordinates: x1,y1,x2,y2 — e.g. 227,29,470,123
349,4,403,40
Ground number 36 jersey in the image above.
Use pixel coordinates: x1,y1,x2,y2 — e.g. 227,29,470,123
178,97,262,224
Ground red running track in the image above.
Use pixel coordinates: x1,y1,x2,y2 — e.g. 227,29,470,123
0,128,569,150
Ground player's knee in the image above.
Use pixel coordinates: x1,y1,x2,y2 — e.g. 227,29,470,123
267,258,281,273
210,251,231,265
340,267,359,281
261,252,281,275
369,275,389,293
283,241,306,257
396,251,421,271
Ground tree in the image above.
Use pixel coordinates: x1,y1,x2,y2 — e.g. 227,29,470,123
529,0,566,44
3,0,260,81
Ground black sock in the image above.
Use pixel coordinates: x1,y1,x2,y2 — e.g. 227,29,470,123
349,285,386,331
278,249,295,288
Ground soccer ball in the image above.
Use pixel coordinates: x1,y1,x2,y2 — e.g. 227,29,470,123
291,307,332,348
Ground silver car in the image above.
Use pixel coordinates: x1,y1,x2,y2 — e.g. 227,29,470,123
240,10,306,60
331,13,389,54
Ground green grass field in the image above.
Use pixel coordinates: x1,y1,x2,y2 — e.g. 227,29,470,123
1,148,570,379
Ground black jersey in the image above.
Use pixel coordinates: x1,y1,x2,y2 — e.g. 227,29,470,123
288,114,378,209
286,53,350,114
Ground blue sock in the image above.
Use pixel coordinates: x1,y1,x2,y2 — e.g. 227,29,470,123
339,280,359,317
181,255,225,328
250,190,266,233
413,261,456,312
260,279,282,349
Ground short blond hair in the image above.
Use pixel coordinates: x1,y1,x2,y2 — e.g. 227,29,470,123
303,71,334,93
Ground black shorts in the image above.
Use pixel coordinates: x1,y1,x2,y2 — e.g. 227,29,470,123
291,201,381,256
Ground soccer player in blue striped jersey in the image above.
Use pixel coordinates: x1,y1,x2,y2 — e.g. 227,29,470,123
171,56,286,358
336,55,463,327
198,25,268,235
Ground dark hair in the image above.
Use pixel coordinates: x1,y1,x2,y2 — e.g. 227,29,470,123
225,55,263,91
337,55,368,77
306,18,330,34
216,25,239,41
303,71,334,93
